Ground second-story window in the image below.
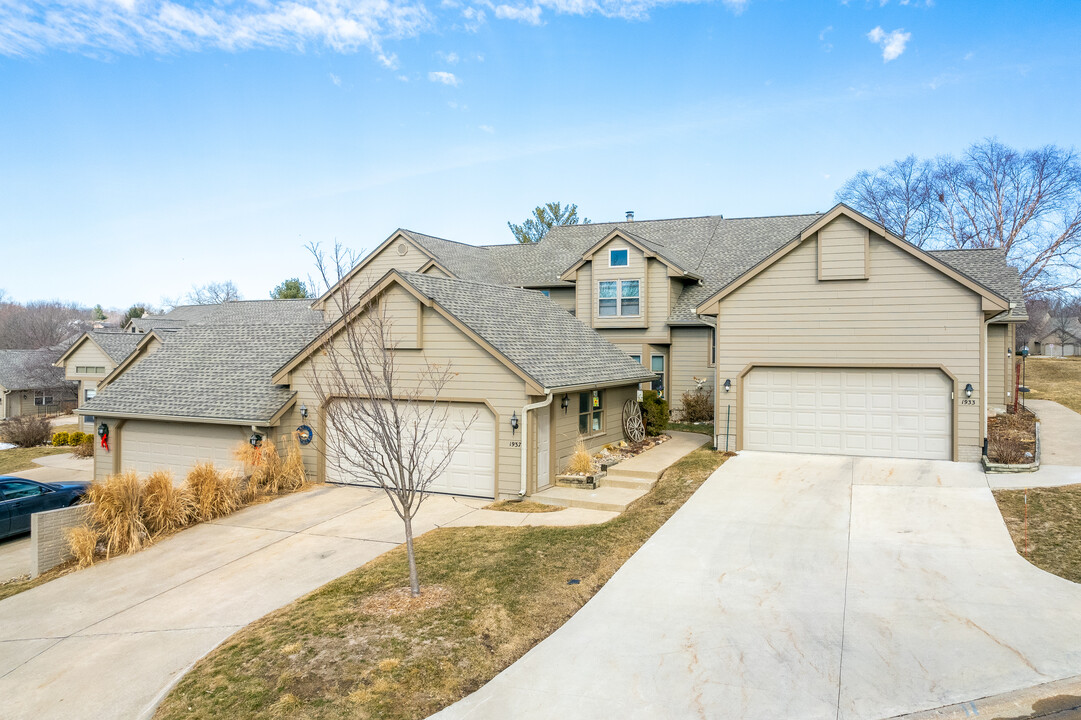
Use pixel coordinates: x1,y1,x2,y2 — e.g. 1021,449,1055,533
609,249,628,267
598,280,640,317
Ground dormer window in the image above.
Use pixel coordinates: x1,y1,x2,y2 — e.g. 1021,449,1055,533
609,249,628,267
598,280,639,316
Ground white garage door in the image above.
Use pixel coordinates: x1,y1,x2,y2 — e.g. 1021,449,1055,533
121,421,245,477
743,367,952,460
325,401,496,498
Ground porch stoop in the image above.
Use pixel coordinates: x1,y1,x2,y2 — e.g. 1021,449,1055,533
531,432,709,513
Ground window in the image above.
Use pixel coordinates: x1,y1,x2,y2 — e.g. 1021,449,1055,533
598,280,640,317
85,388,97,403
34,393,54,406
578,390,604,434
630,354,641,364
75,366,105,374
540,290,550,297
710,328,716,366
651,354,665,398
0,481,46,500
609,249,628,267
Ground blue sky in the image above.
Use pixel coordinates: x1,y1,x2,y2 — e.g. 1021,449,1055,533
1,0,1079,308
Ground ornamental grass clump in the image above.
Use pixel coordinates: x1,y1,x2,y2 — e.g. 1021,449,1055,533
66,525,99,568
279,434,308,493
186,462,243,522
87,470,147,557
142,470,194,536
566,436,595,476
242,440,285,500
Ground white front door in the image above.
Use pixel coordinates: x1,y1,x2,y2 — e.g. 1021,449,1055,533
536,406,551,491
743,367,952,461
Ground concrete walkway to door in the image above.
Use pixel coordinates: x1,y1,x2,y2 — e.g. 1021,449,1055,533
432,451,1081,720
0,485,615,720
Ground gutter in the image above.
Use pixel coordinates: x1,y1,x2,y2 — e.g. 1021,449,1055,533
519,392,554,497
545,376,656,395
72,409,278,427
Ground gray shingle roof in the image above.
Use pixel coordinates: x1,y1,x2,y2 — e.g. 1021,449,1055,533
0,349,70,391
396,272,657,390
128,303,221,332
83,302,324,423
87,332,143,364
928,249,1027,320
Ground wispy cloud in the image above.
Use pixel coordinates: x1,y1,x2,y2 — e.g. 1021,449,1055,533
493,0,743,25
494,4,542,24
428,70,460,86
437,49,459,63
329,72,342,86
819,25,833,52
479,124,494,133
867,26,911,62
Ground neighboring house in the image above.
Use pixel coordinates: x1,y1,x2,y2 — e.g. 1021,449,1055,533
53,331,160,432
1029,315,1081,357
0,349,77,420
80,203,1027,497
123,304,220,334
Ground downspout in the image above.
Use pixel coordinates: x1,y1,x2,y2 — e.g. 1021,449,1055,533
983,308,1011,455
519,392,554,497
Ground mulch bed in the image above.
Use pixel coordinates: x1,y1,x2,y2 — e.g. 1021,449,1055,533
987,408,1037,464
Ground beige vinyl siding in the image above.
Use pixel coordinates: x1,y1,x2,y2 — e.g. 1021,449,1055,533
64,342,115,380
987,324,1009,413
818,215,869,281
289,304,532,499
715,233,984,461
423,265,450,278
119,421,248,478
669,326,714,417
272,405,317,481
575,264,593,323
545,288,576,314
592,239,646,330
382,285,421,349
324,240,429,322
552,384,637,474
646,259,669,335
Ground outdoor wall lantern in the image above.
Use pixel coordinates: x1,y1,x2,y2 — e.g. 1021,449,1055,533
299,403,308,418
560,394,570,413
1007,347,1013,358
510,412,519,434
723,378,732,393
964,383,974,398
1021,346,1030,357
249,432,263,447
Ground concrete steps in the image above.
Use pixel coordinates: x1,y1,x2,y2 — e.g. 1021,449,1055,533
530,485,646,513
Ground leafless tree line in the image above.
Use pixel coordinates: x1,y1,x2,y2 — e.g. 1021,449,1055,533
837,139,1081,298
0,296,92,350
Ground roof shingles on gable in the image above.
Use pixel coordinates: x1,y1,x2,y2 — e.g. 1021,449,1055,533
927,248,1027,320
89,332,144,364
0,349,69,391
396,272,656,391
83,301,324,424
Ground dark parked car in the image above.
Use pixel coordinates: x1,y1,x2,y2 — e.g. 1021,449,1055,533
0,477,89,540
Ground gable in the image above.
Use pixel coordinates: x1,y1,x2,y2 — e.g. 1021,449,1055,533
64,340,114,376
314,232,433,317
817,215,869,281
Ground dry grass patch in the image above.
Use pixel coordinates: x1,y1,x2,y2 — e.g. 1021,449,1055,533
483,500,564,513
1025,357,1081,415
87,470,148,557
155,443,723,720
142,471,194,536
564,435,597,476
994,484,1081,584
0,446,68,474
188,462,244,522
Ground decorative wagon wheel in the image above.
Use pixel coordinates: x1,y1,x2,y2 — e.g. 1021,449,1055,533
622,398,646,442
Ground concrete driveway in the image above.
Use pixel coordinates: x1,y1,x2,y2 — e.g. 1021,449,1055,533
0,485,614,720
433,452,1081,720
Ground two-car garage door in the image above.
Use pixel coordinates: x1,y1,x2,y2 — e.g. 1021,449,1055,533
743,367,952,460
120,421,245,477
324,400,496,498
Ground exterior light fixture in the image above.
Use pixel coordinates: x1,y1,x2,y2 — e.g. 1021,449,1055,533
1007,347,1012,358
510,412,519,434
299,403,308,418
723,379,732,393
1021,345,1030,357
964,383,974,398
249,432,263,447
560,395,570,413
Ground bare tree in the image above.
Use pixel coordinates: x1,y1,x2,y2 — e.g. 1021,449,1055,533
1045,292,1081,355
185,281,242,305
1016,296,1050,349
0,301,90,350
837,139,1081,297
837,155,941,248
307,242,475,597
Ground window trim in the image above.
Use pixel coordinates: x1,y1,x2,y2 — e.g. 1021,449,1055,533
34,392,54,406
577,390,605,437
650,354,666,398
597,279,641,318
709,328,716,367
609,248,629,267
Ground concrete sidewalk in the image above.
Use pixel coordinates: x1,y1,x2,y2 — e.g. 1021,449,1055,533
0,484,615,720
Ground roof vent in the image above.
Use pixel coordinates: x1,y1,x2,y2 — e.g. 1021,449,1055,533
626,210,634,222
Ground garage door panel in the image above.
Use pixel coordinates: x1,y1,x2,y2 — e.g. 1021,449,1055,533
744,368,952,460
325,400,495,499
121,421,244,479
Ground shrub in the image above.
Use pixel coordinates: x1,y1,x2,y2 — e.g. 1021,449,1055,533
279,434,308,492
0,415,52,447
69,431,89,446
66,525,99,568
989,437,1029,465
641,390,669,436
87,471,147,557
680,386,714,423
142,471,194,536
72,436,94,458
51,431,70,447
565,436,595,475
186,462,243,522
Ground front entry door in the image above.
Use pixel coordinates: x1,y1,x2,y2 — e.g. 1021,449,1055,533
536,407,551,491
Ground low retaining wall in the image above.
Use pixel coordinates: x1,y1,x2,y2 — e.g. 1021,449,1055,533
983,422,1041,474
31,503,91,577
